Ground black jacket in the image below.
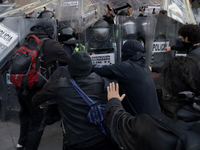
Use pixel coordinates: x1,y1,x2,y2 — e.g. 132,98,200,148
92,58,161,115
32,73,115,149
27,30,70,68
171,44,200,60
187,45,200,60
62,44,75,55
152,45,200,73
105,98,200,150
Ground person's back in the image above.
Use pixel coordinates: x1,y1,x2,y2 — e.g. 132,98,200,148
16,21,70,150
105,108,200,150
29,21,70,68
93,40,161,115
55,73,112,150
33,52,117,150
111,59,159,115
105,56,200,150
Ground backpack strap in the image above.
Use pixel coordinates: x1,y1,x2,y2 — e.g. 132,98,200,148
69,78,96,106
69,78,109,137
36,37,50,81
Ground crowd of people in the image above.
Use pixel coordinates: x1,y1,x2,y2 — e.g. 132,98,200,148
3,3,199,150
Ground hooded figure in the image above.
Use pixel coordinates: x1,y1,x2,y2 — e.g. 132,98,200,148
30,21,54,39
32,51,118,150
105,56,200,150
121,40,146,61
15,21,70,150
92,40,161,115
28,20,70,68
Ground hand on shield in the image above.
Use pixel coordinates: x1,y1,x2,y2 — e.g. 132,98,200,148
107,82,125,101
165,46,171,52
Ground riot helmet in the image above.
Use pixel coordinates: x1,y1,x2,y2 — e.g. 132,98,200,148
57,26,76,43
92,20,110,42
122,20,137,38
37,10,55,19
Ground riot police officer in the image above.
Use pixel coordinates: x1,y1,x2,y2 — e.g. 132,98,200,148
122,19,146,47
58,26,85,55
37,7,55,19
86,19,115,54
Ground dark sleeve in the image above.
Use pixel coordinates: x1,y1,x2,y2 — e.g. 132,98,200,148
32,82,57,107
43,40,70,67
92,65,115,77
105,98,158,150
52,41,70,65
105,98,138,146
93,62,131,81
171,44,186,51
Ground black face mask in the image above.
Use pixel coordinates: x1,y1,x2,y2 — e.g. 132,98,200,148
182,41,193,51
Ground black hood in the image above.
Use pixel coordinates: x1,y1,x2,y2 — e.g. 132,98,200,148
30,21,54,39
27,30,50,39
122,40,146,61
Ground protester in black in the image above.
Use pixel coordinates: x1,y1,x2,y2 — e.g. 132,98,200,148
92,40,161,115
165,24,200,60
32,52,117,150
16,21,70,150
105,56,200,150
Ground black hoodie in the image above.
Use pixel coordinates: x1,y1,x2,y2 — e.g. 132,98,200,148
27,28,70,68
93,40,161,115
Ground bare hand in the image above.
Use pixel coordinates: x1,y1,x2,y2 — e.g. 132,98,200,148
109,5,114,11
149,66,152,71
165,46,171,52
107,82,125,101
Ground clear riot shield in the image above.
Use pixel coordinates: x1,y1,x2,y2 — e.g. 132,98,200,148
0,16,25,70
30,0,57,19
151,15,180,68
161,0,196,24
24,18,57,39
116,16,157,66
0,16,24,121
0,17,57,121
92,0,161,16
0,0,56,19
0,3,16,13
82,23,117,68
56,0,101,33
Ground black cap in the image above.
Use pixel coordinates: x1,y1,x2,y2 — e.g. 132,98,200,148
68,52,92,77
